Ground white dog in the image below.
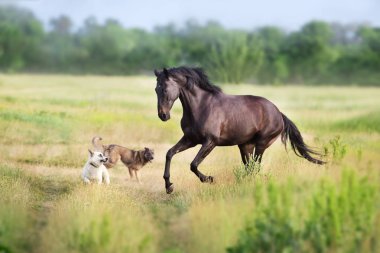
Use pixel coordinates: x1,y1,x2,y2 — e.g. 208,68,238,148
82,149,110,184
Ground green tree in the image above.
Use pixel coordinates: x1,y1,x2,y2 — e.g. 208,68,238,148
124,23,184,73
256,26,288,84
183,21,263,83
358,26,380,70
0,6,43,71
41,15,76,72
283,21,336,83
78,17,129,74
207,31,263,83
1,5,380,85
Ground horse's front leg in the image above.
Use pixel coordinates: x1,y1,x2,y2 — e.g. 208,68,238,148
164,136,195,194
190,140,215,183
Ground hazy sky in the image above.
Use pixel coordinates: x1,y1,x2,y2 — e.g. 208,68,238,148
8,0,380,30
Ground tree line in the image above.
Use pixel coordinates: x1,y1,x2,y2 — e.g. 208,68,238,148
1,5,380,85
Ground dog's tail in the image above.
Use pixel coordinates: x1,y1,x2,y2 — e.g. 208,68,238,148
92,136,103,151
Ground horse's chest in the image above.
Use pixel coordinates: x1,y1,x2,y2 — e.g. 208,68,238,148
181,119,214,142
182,124,201,137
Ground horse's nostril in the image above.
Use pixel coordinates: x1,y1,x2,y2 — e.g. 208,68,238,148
162,113,167,119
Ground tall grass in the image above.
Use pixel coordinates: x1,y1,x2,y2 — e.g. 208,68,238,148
1,75,380,253
233,156,263,183
0,166,33,253
334,111,380,133
323,135,347,163
38,186,158,253
184,195,254,253
228,169,380,253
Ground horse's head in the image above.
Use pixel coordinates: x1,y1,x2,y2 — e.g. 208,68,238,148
154,68,183,121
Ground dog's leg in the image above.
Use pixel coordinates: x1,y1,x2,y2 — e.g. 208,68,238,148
103,169,110,185
96,174,103,185
128,167,134,180
134,170,141,184
83,177,91,184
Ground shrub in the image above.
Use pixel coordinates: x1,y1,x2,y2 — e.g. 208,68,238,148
233,156,262,183
323,136,347,163
228,169,379,253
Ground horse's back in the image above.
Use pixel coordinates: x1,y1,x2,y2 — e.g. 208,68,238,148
221,94,281,117
240,94,283,127
239,95,284,141
205,94,282,145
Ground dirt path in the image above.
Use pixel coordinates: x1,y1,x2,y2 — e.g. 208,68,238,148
25,172,78,252
13,161,193,252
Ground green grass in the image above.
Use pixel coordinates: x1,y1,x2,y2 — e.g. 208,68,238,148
228,169,380,253
0,109,73,143
233,156,263,183
38,186,158,253
0,74,379,253
334,111,380,133
0,166,34,253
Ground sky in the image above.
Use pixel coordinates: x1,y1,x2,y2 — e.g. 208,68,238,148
6,0,380,31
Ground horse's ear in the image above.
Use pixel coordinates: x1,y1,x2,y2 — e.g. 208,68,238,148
163,68,169,78
154,69,160,77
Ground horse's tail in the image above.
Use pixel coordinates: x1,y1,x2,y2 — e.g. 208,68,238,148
281,113,325,165
92,136,103,151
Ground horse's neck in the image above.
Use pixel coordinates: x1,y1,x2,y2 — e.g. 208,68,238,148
179,86,215,120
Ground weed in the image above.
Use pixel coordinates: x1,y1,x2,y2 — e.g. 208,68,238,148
228,169,380,253
323,136,347,163
233,156,262,183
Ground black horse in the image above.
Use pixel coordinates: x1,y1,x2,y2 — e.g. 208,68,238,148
154,66,324,194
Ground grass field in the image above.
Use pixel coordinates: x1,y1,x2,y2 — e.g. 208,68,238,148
0,74,379,253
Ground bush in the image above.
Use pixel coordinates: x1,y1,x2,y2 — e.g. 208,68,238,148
228,169,380,253
323,136,347,163
233,156,262,183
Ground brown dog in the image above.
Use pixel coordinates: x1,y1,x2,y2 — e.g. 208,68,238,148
92,137,154,183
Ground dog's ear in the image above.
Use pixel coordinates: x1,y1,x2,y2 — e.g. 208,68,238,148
88,149,94,157
154,69,160,77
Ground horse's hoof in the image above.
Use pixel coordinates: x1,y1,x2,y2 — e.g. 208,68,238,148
201,176,214,183
166,184,174,194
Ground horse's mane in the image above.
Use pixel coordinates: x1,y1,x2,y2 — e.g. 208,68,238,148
168,66,222,94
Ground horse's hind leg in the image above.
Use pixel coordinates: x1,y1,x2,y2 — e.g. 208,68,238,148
253,146,266,163
254,135,280,163
190,141,215,183
238,144,255,165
